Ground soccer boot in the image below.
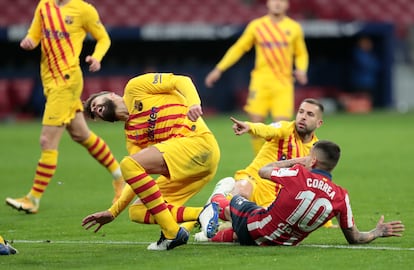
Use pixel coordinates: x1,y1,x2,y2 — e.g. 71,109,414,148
198,202,220,238
112,177,125,204
207,177,235,203
0,241,18,255
147,227,189,251
0,236,18,255
5,195,39,214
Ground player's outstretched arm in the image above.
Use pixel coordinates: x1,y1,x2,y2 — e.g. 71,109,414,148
341,215,404,244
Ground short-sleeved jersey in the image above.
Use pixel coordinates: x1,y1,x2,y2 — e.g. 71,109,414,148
216,15,308,82
27,0,110,85
247,164,354,246
122,73,212,154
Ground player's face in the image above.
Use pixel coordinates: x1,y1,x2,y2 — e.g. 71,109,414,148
295,102,323,135
267,0,289,16
89,93,117,122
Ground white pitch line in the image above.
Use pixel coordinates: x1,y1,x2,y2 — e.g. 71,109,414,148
301,244,414,251
10,240,414,251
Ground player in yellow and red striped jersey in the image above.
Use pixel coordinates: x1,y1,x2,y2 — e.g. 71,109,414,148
5,0,124,214
205,0,309,155
81,73,221,250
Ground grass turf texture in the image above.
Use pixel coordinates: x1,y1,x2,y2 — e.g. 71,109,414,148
0,111,413,269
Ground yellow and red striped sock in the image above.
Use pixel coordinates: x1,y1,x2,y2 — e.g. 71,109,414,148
29,149,58,199
81,131,121,179
121,156,179,239
129,204,202,224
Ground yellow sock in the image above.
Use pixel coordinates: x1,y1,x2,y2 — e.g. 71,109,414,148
81,131,121,179
129,204,202,225
169,205,202,223
29,149,58,199
121,157,179,239
180,221,197,232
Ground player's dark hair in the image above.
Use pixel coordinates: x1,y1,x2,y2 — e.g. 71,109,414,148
302,98,324,113
83,91,112,120
313,140,341,171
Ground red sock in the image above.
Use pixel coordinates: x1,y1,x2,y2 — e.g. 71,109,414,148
211,194,230,220
211,228,234,242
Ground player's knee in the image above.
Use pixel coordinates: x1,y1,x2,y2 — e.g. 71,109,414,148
69,130,89,143
234,179,253,199
120,156,146,178
39,135,52,149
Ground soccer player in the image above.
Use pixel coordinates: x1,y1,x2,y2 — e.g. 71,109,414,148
210,140,405,245
205,0,309,154
195,98,334,241
5,0,124,214
81,73,221,250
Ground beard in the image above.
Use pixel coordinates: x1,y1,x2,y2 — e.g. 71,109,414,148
296,124,311,137
100,99,117,122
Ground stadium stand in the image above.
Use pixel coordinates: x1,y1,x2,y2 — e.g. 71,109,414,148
0,0,413,119
1,0,412,31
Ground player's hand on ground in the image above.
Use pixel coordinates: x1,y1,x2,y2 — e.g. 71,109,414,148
82,210,115,233
205,68,222,88
20,37,36,50
375,215,405,238
85,56,101,72
188,104,203,122
230,116,250,135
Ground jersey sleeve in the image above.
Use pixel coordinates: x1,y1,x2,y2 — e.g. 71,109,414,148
82,3,111,62
247,121,286,141
108,185,136,218
269,164,302,183
293,23,309,72
26,1,43,46
216,22,256,72
337,193,355,229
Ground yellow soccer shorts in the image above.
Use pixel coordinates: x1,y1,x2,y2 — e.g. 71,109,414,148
234,169,278,208
42,68,84,126
244,74,294,119
154,133,220,206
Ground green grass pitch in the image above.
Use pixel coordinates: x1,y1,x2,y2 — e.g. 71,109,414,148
0,111,413,269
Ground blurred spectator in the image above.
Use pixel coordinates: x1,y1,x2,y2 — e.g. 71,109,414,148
350,36,380,101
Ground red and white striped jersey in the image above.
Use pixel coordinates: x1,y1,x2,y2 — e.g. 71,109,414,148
247,164,354,246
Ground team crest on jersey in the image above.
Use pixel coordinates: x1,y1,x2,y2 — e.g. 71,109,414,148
285,30,291,36
64,16,73,25
134,100,143,111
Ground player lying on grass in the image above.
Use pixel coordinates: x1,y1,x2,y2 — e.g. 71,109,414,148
205,140,405,245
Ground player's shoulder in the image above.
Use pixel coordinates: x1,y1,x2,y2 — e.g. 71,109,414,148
249,15,268,26
283,16,303,28
269,120,295,131
78,0,98,12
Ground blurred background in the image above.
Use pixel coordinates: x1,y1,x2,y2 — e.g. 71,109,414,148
1,0,414,121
